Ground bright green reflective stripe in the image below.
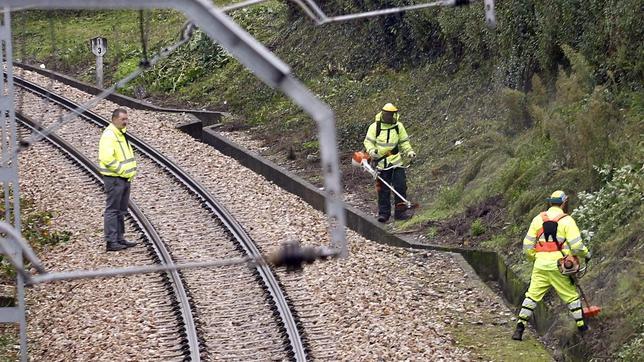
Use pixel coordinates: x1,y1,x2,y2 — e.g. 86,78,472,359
115,159,136,172
376,142,397,147
118,160,136,168
105,160,117,167
569,242,584,250
121,157,135,163
568,236,582,245
116,139,135,160
122,167,137,176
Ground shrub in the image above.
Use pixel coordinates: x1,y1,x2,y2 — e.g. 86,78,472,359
617,333,644,361
470,218,486,237
572,164,643,251
501,88,532,134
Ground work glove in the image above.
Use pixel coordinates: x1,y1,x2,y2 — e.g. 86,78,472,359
407,151,416,159
368,149,378,158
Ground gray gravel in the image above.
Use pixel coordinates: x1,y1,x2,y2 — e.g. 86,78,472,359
18,132,186,361
17,91,290,361
15,67,525,360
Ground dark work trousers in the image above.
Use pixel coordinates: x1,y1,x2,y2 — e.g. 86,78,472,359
104,176,131,244
376,167,407,217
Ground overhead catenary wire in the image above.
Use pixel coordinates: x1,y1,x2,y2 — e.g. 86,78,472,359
223,0,476,24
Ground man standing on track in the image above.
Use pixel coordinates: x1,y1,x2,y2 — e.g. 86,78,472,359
98,108,138,252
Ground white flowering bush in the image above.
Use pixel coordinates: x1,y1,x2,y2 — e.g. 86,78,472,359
572,164,643,249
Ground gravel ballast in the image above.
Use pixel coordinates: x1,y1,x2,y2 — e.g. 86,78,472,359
13,68,541,360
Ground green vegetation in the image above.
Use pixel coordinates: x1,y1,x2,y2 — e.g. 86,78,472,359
450,322,551,361
469,218,486,237
0,331,17,362
12,1,643,358
13,10,187,87
0,198,71,358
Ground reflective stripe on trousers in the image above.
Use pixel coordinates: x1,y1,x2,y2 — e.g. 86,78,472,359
518,297,537,325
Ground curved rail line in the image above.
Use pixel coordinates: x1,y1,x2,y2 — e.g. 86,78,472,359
16,113,202,361
14,74,307,361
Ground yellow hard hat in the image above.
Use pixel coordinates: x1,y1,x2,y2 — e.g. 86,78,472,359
546,190,568,203
382,103,398,112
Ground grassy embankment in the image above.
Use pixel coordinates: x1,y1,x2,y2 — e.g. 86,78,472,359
13,1,642,359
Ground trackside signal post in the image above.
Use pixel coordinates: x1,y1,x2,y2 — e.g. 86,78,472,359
90,36,107,88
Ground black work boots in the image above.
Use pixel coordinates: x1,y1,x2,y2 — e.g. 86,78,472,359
106,240,137,252
106,242,127,252
119,239,138,248
394,210,412,220
512,323,525,341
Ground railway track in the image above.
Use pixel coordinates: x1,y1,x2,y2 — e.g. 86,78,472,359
14,75,308,361
17,115,199,361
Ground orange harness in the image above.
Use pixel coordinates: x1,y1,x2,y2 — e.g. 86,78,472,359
534,212,568,252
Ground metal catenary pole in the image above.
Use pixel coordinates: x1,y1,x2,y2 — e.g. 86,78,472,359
6,0,348,256
0,6,27,361
2,1,347,359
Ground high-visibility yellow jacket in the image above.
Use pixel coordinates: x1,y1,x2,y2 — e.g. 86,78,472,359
363,112,413,170
522,206,589,271
98,124,137,180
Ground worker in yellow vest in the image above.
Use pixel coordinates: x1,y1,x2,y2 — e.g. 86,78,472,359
363,103,416,222
512,190,591,340
98,108,138,251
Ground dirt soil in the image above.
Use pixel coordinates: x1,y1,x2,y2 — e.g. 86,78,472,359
217,123,380,214
423,195,507,248
217,123,509,248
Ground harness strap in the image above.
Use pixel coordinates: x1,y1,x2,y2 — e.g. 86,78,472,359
535,212,568,252
535,212,568,239
374,122,400,168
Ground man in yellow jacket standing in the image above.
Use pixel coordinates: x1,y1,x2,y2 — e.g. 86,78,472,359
512,190,591,340
99,108,138,251
363,103,416,222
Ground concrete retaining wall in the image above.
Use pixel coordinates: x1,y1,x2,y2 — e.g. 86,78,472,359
179,117,558,334
14,63,585,359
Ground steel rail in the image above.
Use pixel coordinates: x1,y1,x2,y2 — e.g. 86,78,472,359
15,112,202,361
14,75,307,361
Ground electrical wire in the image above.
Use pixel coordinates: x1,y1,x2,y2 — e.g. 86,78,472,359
223,0,475,24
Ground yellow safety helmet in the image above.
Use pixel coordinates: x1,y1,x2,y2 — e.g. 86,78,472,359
546,190,568,204
382,103,398,112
